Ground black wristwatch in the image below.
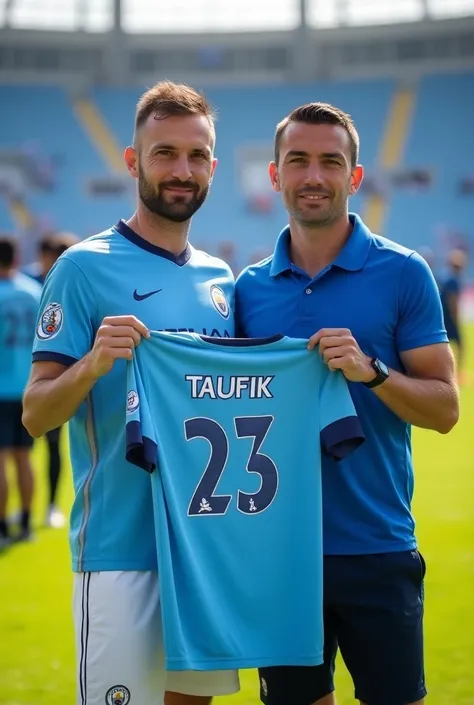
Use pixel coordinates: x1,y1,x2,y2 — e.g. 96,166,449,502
363,358,390,388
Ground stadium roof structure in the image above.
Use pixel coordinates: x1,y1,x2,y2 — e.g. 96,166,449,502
0,0,473,33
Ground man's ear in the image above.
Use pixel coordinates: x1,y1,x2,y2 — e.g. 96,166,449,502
349,164,364,195
269,161,281,193
124,146,139,179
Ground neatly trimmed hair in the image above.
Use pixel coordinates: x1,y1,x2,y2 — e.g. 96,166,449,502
134,80,216,146
274,102,359,167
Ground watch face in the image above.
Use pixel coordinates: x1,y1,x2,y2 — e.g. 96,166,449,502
377,360,389,376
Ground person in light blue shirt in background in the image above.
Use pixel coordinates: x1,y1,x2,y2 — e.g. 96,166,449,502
24,230,79,529
0,236,42,546
236,102,459,705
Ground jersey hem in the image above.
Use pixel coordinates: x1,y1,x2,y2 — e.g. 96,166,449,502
166,653,324,670
323,539,417,555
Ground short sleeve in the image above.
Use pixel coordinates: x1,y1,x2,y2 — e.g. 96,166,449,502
319,367,365,461
125,353,158,473
32,257,96,366
396,253,448,353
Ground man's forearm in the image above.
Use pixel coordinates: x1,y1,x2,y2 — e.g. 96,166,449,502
372,368,459,433
23,356,98,437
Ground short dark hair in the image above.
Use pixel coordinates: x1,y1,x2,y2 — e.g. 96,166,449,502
0,236,16,268
39,231,79,257
38,233,58,255
274,102,359,167
134,80,216,146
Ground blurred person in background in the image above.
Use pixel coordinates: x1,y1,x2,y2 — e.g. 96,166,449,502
0,237,42,547
24,231,78,285
439,247,469,383
24,231,79,528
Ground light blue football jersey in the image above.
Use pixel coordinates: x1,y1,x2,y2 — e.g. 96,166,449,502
126,331,364,671
0,272,42,400
32,220,234,572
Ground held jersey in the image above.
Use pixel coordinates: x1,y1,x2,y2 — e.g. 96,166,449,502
125,331,364,671
32,220,234,572
0,273,42,400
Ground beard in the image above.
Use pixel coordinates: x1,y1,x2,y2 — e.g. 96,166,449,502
138,165,209,223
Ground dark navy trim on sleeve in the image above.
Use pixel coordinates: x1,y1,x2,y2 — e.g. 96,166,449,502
126,420,158,473
320,416,365,461
199,334,284,347
115,220,192,266
32,351,78,367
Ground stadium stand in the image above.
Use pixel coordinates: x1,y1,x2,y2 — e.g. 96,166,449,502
0,1,473,276
386,72,474,256
3,74,473,269
0,85,121,238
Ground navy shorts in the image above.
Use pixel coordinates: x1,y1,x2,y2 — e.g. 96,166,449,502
0,400,34,450
45,425,62,444
259,550,427,705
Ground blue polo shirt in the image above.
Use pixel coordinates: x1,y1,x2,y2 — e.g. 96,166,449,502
236,213,448,555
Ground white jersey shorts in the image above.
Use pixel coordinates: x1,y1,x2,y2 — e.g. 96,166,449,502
73,571,240,705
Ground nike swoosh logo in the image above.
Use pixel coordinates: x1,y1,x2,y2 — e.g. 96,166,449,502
133,289,162,301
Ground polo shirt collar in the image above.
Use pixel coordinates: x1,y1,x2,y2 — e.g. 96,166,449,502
269,226,292,277
269,213,372,278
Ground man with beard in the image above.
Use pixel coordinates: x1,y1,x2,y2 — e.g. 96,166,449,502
236,103,459,705
22,81,238,705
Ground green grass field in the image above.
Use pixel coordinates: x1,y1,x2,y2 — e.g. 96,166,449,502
1,329,473,705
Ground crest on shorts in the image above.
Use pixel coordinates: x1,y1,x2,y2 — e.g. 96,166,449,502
105,685,131,705
210,285,230,319
126,390,139,415
36,302,63,340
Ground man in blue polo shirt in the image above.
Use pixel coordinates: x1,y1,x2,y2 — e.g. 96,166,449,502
236,102,459,705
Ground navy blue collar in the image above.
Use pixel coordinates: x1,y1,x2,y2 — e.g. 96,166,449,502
270,213,372,278
115,220,192,267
